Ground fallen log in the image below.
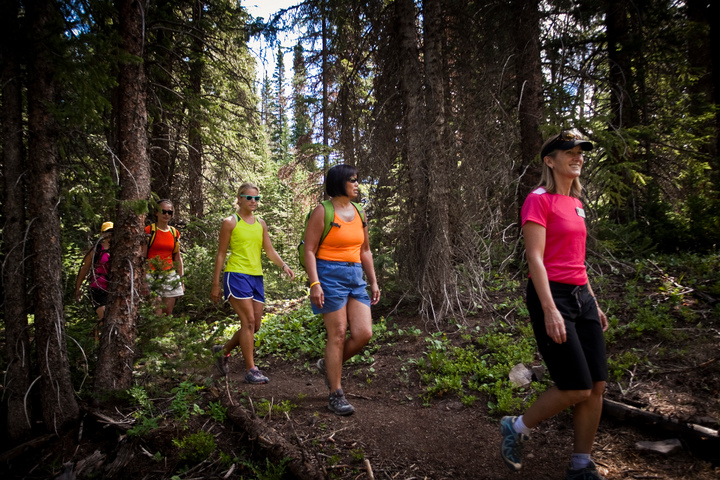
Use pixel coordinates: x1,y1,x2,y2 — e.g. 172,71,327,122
223,400,325,480
602,398,719,443
0,434,55,463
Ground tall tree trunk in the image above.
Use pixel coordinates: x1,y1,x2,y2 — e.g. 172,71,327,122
149,25,172,200
150,108,172,199
711,1,720,167
321,0,330,179
95,0,151,395
1,0,33,442
395,0,428,296
188,0,205,217
421,0,456,319
605,0,637,222
512,0,543,204
26,0,79,432
149,1,173,199
686,0,718,179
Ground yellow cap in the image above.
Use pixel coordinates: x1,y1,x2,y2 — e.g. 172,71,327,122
100,221,114,233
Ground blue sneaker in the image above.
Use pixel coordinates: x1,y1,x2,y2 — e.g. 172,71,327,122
566,461,606,480
328,389,354,416
500,416,528,471
245,367,269,384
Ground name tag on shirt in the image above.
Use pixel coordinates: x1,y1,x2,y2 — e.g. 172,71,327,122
576,207,586,218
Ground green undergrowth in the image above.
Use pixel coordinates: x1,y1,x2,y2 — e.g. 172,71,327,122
412,322,545,414
254,301,408,367
57,253,719,475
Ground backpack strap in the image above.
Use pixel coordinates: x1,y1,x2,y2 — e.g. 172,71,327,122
319,200,336,246
169,226,180,254
146,223,157,258
147,224,180,256
351,201,367,228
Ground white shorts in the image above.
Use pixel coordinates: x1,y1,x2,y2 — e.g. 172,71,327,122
146,270,184,298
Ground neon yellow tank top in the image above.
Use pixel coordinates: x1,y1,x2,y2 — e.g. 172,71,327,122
225,214,263,276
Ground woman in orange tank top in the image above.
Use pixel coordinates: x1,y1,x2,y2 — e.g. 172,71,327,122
303,164,380,416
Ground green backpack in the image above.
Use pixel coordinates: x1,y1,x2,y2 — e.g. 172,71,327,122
297,200,366,270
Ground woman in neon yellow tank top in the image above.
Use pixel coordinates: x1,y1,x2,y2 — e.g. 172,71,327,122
210,183,295,384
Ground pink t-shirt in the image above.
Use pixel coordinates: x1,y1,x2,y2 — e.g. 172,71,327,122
521,187,588,285
89,246,110,290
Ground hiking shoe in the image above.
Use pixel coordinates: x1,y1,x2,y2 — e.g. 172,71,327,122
316,358,330,389
245,367,269,384
328,389,354,416
211,345,229,376
566,461,606,480
500,416,528,471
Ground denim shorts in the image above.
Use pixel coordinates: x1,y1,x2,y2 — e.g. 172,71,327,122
224,272,265,303
312,259,371,314
526,279,608,390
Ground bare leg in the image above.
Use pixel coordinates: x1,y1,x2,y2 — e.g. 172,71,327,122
342,299,373,361
224,297,259,370
522,386,592,429
161,296,177,316
94,305,106,341
572,381,605,454
252,300,264,333
323,307,347,392
323,299,373,391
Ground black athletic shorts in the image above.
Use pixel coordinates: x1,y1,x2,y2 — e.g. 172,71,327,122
526,279,608,390
89,287,108,308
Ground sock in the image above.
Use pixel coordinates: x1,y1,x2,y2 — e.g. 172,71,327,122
513,415,532,436
571,453,591,470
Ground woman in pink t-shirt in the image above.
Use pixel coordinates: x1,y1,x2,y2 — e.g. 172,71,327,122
500,130,610,480
75,221,113,340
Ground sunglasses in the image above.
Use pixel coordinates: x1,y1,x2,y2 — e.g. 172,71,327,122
240,195,261,201
161,209,173,216
347,177,358,183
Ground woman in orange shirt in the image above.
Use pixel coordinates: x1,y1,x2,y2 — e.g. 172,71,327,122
145,199,184,316
303,165,380,415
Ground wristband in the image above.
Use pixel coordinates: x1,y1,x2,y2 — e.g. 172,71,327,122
281,263,288,269
309,281,321,288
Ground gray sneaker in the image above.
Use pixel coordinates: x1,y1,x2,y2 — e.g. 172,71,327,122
211,345,229,376
328,389,354,416
316,358,330,389
500,416,529,471
245,367,269,384
566,461,606,480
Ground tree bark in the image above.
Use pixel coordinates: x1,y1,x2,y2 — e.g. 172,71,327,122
686,0,718,180
26,0,79,432
95,0,151,395
149,23,173,200
1,0,33,442
223,402,325,480
321,0,330,178
396,0,425,266
512,0,543,203
188,0,205,218
603,398,719,442
421,0,456,319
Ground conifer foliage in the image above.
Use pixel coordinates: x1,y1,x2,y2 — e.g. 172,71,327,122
0,0,718,442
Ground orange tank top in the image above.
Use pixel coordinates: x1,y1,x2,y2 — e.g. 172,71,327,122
316,211,364,263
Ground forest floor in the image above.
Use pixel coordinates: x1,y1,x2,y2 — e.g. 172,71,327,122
2,266,720,480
